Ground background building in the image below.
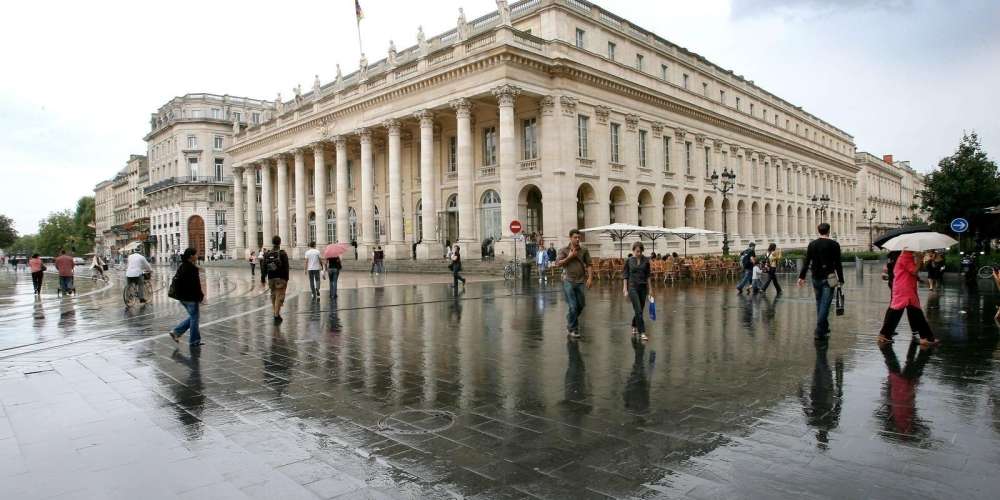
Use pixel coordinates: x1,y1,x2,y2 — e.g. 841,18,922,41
98,154,149,257
228,0,860,260
94,179,114,255
144,93,272,261
854,152,925,248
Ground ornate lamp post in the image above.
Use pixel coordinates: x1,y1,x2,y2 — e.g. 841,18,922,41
862,207,878,251
710,167,737,256
810,194,831,223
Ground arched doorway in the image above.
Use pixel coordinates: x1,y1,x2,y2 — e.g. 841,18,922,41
480,190,501,242
751,202,761,235
683,194,697,227
374,205,382,243
187,215,205,259
348,207,358,242
662,192,678,227
637,189,654,227
703,196,717,231
308,211,316,244
519,185,543,236
445,194,458,244
609,186,627,224
737,200,747,236
576,183,597,238
414,200,423,242
764,203,774,235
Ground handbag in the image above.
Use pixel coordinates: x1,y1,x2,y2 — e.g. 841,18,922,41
167,268,181,300
835,286,845,316
41,264,47,272
648,296,657,321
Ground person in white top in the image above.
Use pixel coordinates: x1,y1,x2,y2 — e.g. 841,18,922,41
125,249,153,303
257,248,267,285
304,241,323,299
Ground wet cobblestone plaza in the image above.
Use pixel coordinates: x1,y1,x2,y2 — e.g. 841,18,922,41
1,265,999,499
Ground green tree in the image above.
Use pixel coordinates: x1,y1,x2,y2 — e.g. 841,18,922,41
0,214,17,249
36,210,80,256
73,196,96,253
7,235,38,255
920,132,1000,235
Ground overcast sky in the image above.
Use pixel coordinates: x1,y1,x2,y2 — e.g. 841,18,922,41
2,0,997,235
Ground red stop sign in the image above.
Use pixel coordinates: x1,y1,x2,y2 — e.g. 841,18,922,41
509,220,522,234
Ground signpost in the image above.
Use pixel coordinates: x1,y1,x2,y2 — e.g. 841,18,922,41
951,217,968,250
509,220,522,269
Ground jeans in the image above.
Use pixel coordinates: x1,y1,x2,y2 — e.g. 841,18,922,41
628,285,648,333
452,269,466,290
736,269,753,290
260,267,267,284
126,275,145,301
880,306,935,340
328,269,340,299
563,280,586,333
250,263,256,276
269,278,287,316
812,277,835,337
761,269,782,293
59,276,74,294
308,270,321,295
31,271,43,293
173,301,201,345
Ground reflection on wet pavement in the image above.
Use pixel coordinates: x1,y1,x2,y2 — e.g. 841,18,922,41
1,265,999,499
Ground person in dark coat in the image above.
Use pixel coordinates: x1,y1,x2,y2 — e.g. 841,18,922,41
169,248,205,347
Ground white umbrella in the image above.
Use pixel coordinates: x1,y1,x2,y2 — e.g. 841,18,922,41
664,227,722,257
636,226,671,255
881,232,957,252
579,223,646,257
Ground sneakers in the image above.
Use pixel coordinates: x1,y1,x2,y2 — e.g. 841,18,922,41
274,315,283,323
169,331,180,344
567,330,581,339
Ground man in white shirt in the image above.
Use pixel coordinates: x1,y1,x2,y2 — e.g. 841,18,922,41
125,249,153,303
304,241,323,299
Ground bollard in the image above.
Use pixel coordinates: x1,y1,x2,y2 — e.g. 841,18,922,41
855,256,863,283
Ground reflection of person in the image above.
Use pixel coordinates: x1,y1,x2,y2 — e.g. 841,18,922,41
564,340,587,403
877,341,933,438
798,340,844,448
554,229,593,339
170,346,204,439
624,338,653,416
877,251,938,347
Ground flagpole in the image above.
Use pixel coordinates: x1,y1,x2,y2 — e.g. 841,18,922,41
356,21,363,59
355,0,364,60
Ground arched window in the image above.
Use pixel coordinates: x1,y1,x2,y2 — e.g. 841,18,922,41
308,212,316,244
374,205,383,242
348,207,358,242
480,190,501,241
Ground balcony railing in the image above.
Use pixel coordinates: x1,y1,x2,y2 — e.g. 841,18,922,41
144,176,231,195
479,165,497,178
519,159,538,172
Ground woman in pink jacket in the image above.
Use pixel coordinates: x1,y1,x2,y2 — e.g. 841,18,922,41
877,251,938,346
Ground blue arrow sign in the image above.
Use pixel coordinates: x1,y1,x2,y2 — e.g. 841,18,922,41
950,218,969,233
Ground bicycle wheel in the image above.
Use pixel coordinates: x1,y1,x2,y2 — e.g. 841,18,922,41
977,266,993,280
503,266,514,281
123,284,137,307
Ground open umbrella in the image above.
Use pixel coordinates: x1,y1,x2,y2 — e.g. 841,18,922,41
663,227,722,258
323,243,352,259
881,232,957,252
636,226,671,255
873,225,932,249
579,223,645,257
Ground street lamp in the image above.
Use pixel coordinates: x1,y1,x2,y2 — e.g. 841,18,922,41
810,194,831,223
710,167,737,256
862,207,878,251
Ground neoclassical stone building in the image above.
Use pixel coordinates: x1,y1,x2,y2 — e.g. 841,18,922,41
145,93,272,260
228,0,860,260
854,152,926,248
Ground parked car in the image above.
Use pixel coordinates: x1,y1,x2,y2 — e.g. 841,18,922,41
73,257,86,265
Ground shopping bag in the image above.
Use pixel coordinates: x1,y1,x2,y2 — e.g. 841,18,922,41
648,296,657,321
835,286,845,316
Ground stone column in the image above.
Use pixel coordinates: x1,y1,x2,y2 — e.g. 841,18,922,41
293,148,308,257
415,110,438,259
261,159,274,247
276,154,290,251
335,136,349,244
539,96,562,246
245,164,258,251
358,128,375,259
313,143,328,247
493,84,521,260
384,119,406,259
232,165,245,259
451,98,478,257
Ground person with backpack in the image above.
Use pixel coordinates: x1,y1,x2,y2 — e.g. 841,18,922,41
760,243,783,295
169,248,204,347
264,236,290,322
735,242,756,294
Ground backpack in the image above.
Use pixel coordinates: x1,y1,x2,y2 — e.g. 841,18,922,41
740,250,753,269
263,250,282,274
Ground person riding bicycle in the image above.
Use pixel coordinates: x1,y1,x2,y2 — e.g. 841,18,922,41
125,248,153,304
91,253,107,281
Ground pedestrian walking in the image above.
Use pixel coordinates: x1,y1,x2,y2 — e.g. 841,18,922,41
751,261,765,294
304,241,322,299
125,249,153,304
264,236,290,322
371,246,385,274
877,251,939,347
622,241,652,341
760,243,783,294
925,251,945,291
327,251,342,300
248,249,257,277
797,223,844,339
54,249,75,295
169,248,205,347
735,242,756,294
536,244,550,282
257,248,267,285
91,254,107,282
28,253,45,295
546,242,557,263
553,229,593,339
450,245,466,291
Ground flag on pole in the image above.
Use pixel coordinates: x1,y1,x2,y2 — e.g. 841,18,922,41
355,0,364,23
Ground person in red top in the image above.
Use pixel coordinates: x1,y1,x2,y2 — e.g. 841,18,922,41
54,249,76,295
877,251,938,346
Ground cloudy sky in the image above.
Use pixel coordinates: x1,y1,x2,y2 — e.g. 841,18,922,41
1,0,997,235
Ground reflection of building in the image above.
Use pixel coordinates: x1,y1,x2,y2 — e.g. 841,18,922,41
228,0,860,260
855,152,925,235
144,93,272,260
96,154,148,255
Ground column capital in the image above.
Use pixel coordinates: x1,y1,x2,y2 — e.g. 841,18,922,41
539,95,555,116
355,127,372,144
291,147,307,158
413,109,434,127
311,141,329,153
383,118,402,135
273,152,291,163
729,143,740,154
332,135,348,149
595,105,611,125
712,141,724,153
694,134,706,145
651,121,664,137
491,84,521,107
232,164,245,174
559,95,578,116
624,113,639,132
449,98,473,119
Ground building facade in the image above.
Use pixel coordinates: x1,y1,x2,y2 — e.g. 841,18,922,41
854,152,925,248
144,93,272,261
228,0,860,260
96,154,150,256
94,179,115,255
